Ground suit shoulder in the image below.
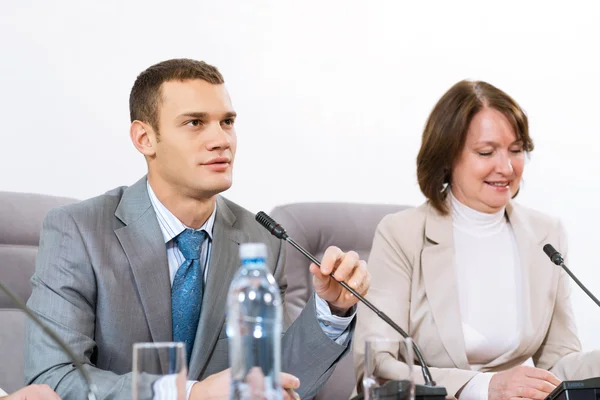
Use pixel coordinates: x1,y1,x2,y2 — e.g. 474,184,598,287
44,185,128,224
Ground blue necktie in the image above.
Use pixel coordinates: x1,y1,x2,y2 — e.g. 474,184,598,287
172,229,208,363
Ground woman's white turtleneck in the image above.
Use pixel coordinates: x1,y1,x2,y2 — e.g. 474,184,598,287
450,191,527,400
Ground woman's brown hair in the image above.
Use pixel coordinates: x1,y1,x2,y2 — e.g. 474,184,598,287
417,80,534,215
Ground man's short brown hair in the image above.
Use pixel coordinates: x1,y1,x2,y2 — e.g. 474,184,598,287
129,58,224,132
416,80,534,215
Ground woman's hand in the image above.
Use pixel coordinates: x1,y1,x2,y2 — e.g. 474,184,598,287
489,366,561,400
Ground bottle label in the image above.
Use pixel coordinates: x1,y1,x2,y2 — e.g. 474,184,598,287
241,258,266,266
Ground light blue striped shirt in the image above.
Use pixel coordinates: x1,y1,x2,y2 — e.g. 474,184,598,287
147,182,354,398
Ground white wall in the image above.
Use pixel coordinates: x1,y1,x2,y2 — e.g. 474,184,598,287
2,1,600,350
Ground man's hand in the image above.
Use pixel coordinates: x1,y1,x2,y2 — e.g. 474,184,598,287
2,384,61,400
310,246,370,315
190,368,230,400
489,366,561,400
190,368,301,399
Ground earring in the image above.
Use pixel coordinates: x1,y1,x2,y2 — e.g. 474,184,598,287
441,168,450,193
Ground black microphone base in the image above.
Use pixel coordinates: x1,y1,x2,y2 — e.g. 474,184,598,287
350,381,447,400
415,383,447,400
546,377,600,400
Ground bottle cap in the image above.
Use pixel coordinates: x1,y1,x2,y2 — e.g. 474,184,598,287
239,242,267,260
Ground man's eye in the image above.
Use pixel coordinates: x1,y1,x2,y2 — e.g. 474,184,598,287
222,119,235,126
187,120,201,127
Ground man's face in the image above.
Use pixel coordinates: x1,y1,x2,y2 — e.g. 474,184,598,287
146,79,237,200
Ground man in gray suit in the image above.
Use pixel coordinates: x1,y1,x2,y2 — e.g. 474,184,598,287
25,59,370,399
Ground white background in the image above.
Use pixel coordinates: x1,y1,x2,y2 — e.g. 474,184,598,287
2,1,600,350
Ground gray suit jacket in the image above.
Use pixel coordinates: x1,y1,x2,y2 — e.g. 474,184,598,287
25,177,351,399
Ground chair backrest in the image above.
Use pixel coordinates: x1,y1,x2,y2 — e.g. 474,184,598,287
270,202,411,400
0,191,77,393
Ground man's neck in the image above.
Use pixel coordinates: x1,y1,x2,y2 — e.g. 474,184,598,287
148,176,216,230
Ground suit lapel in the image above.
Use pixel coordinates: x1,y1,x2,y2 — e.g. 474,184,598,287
482,202,551,368
188,196,248,379
420,203,470,369
114,177,173,346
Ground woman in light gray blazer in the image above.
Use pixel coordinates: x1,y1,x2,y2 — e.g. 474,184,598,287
353,80,600,400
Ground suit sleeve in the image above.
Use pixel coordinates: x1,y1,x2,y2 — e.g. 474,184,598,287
534,221,600,379
25,208,133,399
353,215,478,399
273,238,353,400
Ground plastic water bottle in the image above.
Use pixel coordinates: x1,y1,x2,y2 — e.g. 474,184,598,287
227,243,283,400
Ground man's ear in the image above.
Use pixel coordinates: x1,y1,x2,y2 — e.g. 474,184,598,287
130,120,157,157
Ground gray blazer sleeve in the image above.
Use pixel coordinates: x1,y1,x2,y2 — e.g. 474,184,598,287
25,208,132,399
275,240,355,400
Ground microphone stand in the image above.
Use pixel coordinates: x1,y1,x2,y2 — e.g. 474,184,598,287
543,244,600,307
255,212,447,400
542,243,600,400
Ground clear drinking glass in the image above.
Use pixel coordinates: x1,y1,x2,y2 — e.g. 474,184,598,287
363,337,415,400
132,342,187,400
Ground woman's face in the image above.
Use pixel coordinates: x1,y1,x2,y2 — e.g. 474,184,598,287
450,107,525,213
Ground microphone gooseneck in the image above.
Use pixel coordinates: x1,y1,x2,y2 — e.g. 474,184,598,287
543,243,600,308
255,211,436,387
0,280,98,400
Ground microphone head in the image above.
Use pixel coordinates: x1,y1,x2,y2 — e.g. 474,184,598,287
255,211,288,240
543,243,564,265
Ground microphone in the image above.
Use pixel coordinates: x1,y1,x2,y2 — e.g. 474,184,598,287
255,211,438,388
543,244,600,308
541,244,600,400
0,280,98,400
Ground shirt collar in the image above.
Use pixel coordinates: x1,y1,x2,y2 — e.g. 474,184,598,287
147,180,216,244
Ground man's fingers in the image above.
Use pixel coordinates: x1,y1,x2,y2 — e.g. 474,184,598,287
331,250,359,283
309,263,327,280
344,260,369,299
280,372,301,399
319,246,343,275
280,372,300,389
310,263,331,292
284,388,301,400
